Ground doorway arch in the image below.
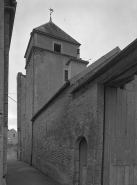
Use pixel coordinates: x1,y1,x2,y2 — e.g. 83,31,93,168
79,137,87,185
74,136,88,185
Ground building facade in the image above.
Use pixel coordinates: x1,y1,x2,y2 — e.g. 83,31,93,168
0,0,16,184
17,19,137,185
8,129,17,145
17,20,88,163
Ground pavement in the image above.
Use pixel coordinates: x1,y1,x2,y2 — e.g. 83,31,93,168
5,154,60,185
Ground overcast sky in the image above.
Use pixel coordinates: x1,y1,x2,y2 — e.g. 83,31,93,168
8,0,137,130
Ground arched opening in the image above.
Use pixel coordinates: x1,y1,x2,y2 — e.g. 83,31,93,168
79,137,87,185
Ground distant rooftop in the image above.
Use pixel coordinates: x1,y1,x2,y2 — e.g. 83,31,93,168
33,21,81,45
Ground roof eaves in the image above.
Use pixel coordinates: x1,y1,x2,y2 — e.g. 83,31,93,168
4,0,17,47
69,47,121,86
71,55,117,93
71,38,137,93
33,29,81,45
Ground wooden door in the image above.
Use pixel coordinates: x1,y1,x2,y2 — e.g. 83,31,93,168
103,84,137,185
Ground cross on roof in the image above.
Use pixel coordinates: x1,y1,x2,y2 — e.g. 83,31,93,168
49,8,54,22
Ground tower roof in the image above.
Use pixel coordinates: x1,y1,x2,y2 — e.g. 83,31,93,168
33,21,81,45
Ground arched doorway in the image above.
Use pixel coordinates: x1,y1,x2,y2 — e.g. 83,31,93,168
79,137,87,185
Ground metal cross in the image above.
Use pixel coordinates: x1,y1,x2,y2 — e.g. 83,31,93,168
49,8,54,22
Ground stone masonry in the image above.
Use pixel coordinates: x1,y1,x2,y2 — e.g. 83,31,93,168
32,83,104,185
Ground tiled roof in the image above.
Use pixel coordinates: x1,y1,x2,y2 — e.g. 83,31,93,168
33,21,80,45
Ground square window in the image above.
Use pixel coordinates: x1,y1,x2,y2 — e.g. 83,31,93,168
54,43,61,53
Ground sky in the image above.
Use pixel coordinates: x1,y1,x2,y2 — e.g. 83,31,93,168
8,0,137,130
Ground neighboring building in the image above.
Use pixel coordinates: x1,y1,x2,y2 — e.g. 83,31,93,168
8,129,17,145
0,0,17,184
17,18,137,185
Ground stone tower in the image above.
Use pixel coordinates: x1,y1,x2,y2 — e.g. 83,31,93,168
25,20,88,113
17,20,88,163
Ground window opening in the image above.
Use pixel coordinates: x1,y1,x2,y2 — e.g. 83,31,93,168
79,137,87,184
64,70,68,81
54,43,61,53
77,48,80,54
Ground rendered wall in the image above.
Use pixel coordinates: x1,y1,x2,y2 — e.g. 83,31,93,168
33,48,70,113
25,54,34,164
32,83,104,185
17,73,26,161
17,55,34,164
35,33,79,58
68,61,87,79
103,79,137,185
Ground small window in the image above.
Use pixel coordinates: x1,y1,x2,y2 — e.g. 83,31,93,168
54,43,61,53
65,70,68,81
13,134,15,137
77,48,80,54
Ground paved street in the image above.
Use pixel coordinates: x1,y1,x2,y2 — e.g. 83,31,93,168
6,155,59,185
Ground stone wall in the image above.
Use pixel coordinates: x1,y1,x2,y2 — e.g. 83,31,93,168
19,47,83,165
25,54,34,164
3,0,11,177
33,48,71,113
32,83,104,185
17,73,26,161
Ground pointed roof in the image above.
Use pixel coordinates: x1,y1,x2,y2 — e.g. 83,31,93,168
33,21,81,45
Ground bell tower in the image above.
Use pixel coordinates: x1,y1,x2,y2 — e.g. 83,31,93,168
25,21,88,113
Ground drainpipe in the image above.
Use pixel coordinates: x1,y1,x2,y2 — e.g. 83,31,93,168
31,48,35,166
101,85,106,185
